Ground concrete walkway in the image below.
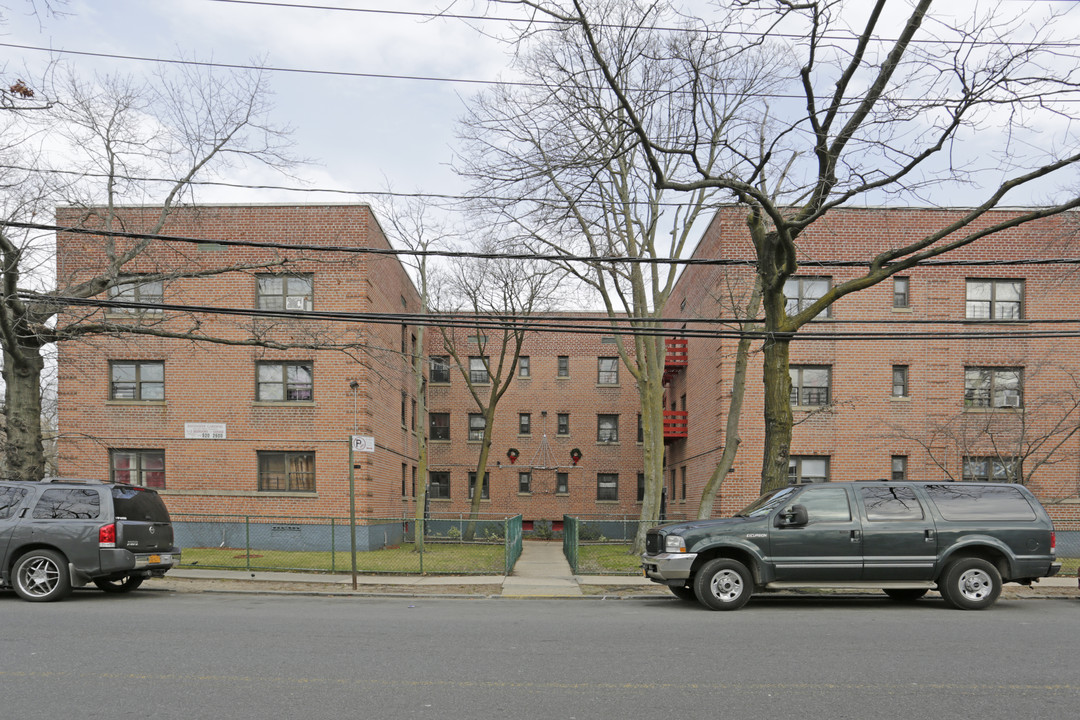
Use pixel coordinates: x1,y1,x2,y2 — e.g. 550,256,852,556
165,540,651,595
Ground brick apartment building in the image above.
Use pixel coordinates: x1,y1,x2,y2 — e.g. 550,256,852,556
665,206,1080,528
54,203,1080,533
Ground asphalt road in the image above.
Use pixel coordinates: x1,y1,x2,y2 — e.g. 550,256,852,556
2,589,1077,720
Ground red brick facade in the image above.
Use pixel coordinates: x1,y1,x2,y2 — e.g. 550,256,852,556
54,204,1080,527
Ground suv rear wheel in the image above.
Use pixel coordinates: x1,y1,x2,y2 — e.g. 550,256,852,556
93,575,145,593
694,558,753,611
12,549,73,602
939,558,1001,610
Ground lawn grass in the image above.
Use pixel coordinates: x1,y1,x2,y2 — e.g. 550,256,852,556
575,543,641,575
1058,556,1079,577
180,542,507,575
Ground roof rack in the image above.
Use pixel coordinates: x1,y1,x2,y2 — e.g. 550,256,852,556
41,477,105,484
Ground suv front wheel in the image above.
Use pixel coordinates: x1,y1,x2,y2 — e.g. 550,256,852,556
939,558,1001,610
694,558,753,611
12,549,73,602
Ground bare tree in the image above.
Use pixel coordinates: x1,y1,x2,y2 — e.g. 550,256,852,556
0,62,297,481
435,245,560,540
498,0,1080,492
459,0,784,550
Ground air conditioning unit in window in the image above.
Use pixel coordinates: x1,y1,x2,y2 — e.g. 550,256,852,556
285,297,307,311
1001,394,1021,408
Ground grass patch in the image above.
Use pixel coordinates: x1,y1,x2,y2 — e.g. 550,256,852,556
1058,556,1079,577
575,544,641,575
180,542,506,575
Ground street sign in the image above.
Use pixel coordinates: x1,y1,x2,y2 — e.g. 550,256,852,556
351,435,375,453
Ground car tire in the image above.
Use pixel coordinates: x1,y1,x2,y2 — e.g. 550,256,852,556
93,575,145,594
12,549,73,603
693,558,753,611
669,584,696,602
883,588,928,602
939,558,1001,610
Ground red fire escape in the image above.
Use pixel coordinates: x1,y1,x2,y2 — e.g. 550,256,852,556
662,338,688,442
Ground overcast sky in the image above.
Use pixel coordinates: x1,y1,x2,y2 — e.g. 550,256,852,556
2,0,527,205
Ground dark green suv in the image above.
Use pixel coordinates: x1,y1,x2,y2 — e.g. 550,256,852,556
642,481,1060,611
1,478,180,602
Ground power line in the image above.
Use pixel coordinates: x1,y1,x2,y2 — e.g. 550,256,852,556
6,40,1080,102
8,219,1080,269
27,292,1080,342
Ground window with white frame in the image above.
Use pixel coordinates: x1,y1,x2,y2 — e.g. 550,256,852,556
891,455,908,482
429,356,451,383
519,413,531,435
597,473,619,501
468,413,486,442
892,365,909,397
468,471,489,500
964,367,1023,408
597,357,619,385
518,356,530,378
893,277,910,308
108,277,164,313
469,356,489,384
429,412,450,441
518,472,532,494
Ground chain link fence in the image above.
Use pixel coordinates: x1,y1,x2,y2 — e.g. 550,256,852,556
173,512,523,575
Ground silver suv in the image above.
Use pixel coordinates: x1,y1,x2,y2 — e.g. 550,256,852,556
0,478,180,602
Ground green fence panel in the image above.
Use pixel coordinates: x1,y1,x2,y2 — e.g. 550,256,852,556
563,515,579,574
504,515,523,574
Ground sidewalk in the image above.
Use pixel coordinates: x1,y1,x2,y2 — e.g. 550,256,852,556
156,541,1077,597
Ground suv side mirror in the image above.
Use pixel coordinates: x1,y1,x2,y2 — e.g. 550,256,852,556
777,504,809,527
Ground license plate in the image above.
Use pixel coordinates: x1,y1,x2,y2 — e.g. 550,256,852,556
148,554,161,564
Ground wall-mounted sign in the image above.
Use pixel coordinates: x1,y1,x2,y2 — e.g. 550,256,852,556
351,435,375,453
185,422,226,440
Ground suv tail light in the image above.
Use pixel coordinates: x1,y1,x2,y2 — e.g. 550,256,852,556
99,523,116,548
1050,531,1056,555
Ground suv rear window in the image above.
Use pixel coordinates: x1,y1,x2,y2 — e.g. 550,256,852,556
111,486,171,522
0,486,27,519
33,488,101,519
923,484,1036,521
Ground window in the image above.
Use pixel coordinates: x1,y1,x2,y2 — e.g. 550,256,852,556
519,472,532,494
401,463,408,497
429,412,450,441
469,356,489,384
557,413,570,436
597,473,618,501
892,365,909,397
784,276,831,317
964,367,1023,408
557,356,569,377
108,277,164,313
468,471,489,500
790,366,831,406
0,486,27,519
258,451,315,492
519,413,531,435
257,273,313,311
429,471,450,499
110,361,164,401
598,357,619,385
597,414,619,442
556,472,569,495
33,488,101,519
891,456,908,482
637,414,643,443
430,356,451,384
400,393,407,427
636,472,645,502
110,449,166,489
468,413,486,442
680,466,687,500
411,466,417,497
893,277,910,308
861,486,924,521
966,279,1023,320
788,456,829,484
257,361,313,401
792,486,852,523
411,399,417,430
962,456,1022,483
924,484,1036,521
518,356,531,378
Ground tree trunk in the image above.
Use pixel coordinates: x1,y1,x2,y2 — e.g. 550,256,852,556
3,345,46,482
632,344,666,554
413,324,427,553
464,408,495,541
698,278,762,518
760,336,794,493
